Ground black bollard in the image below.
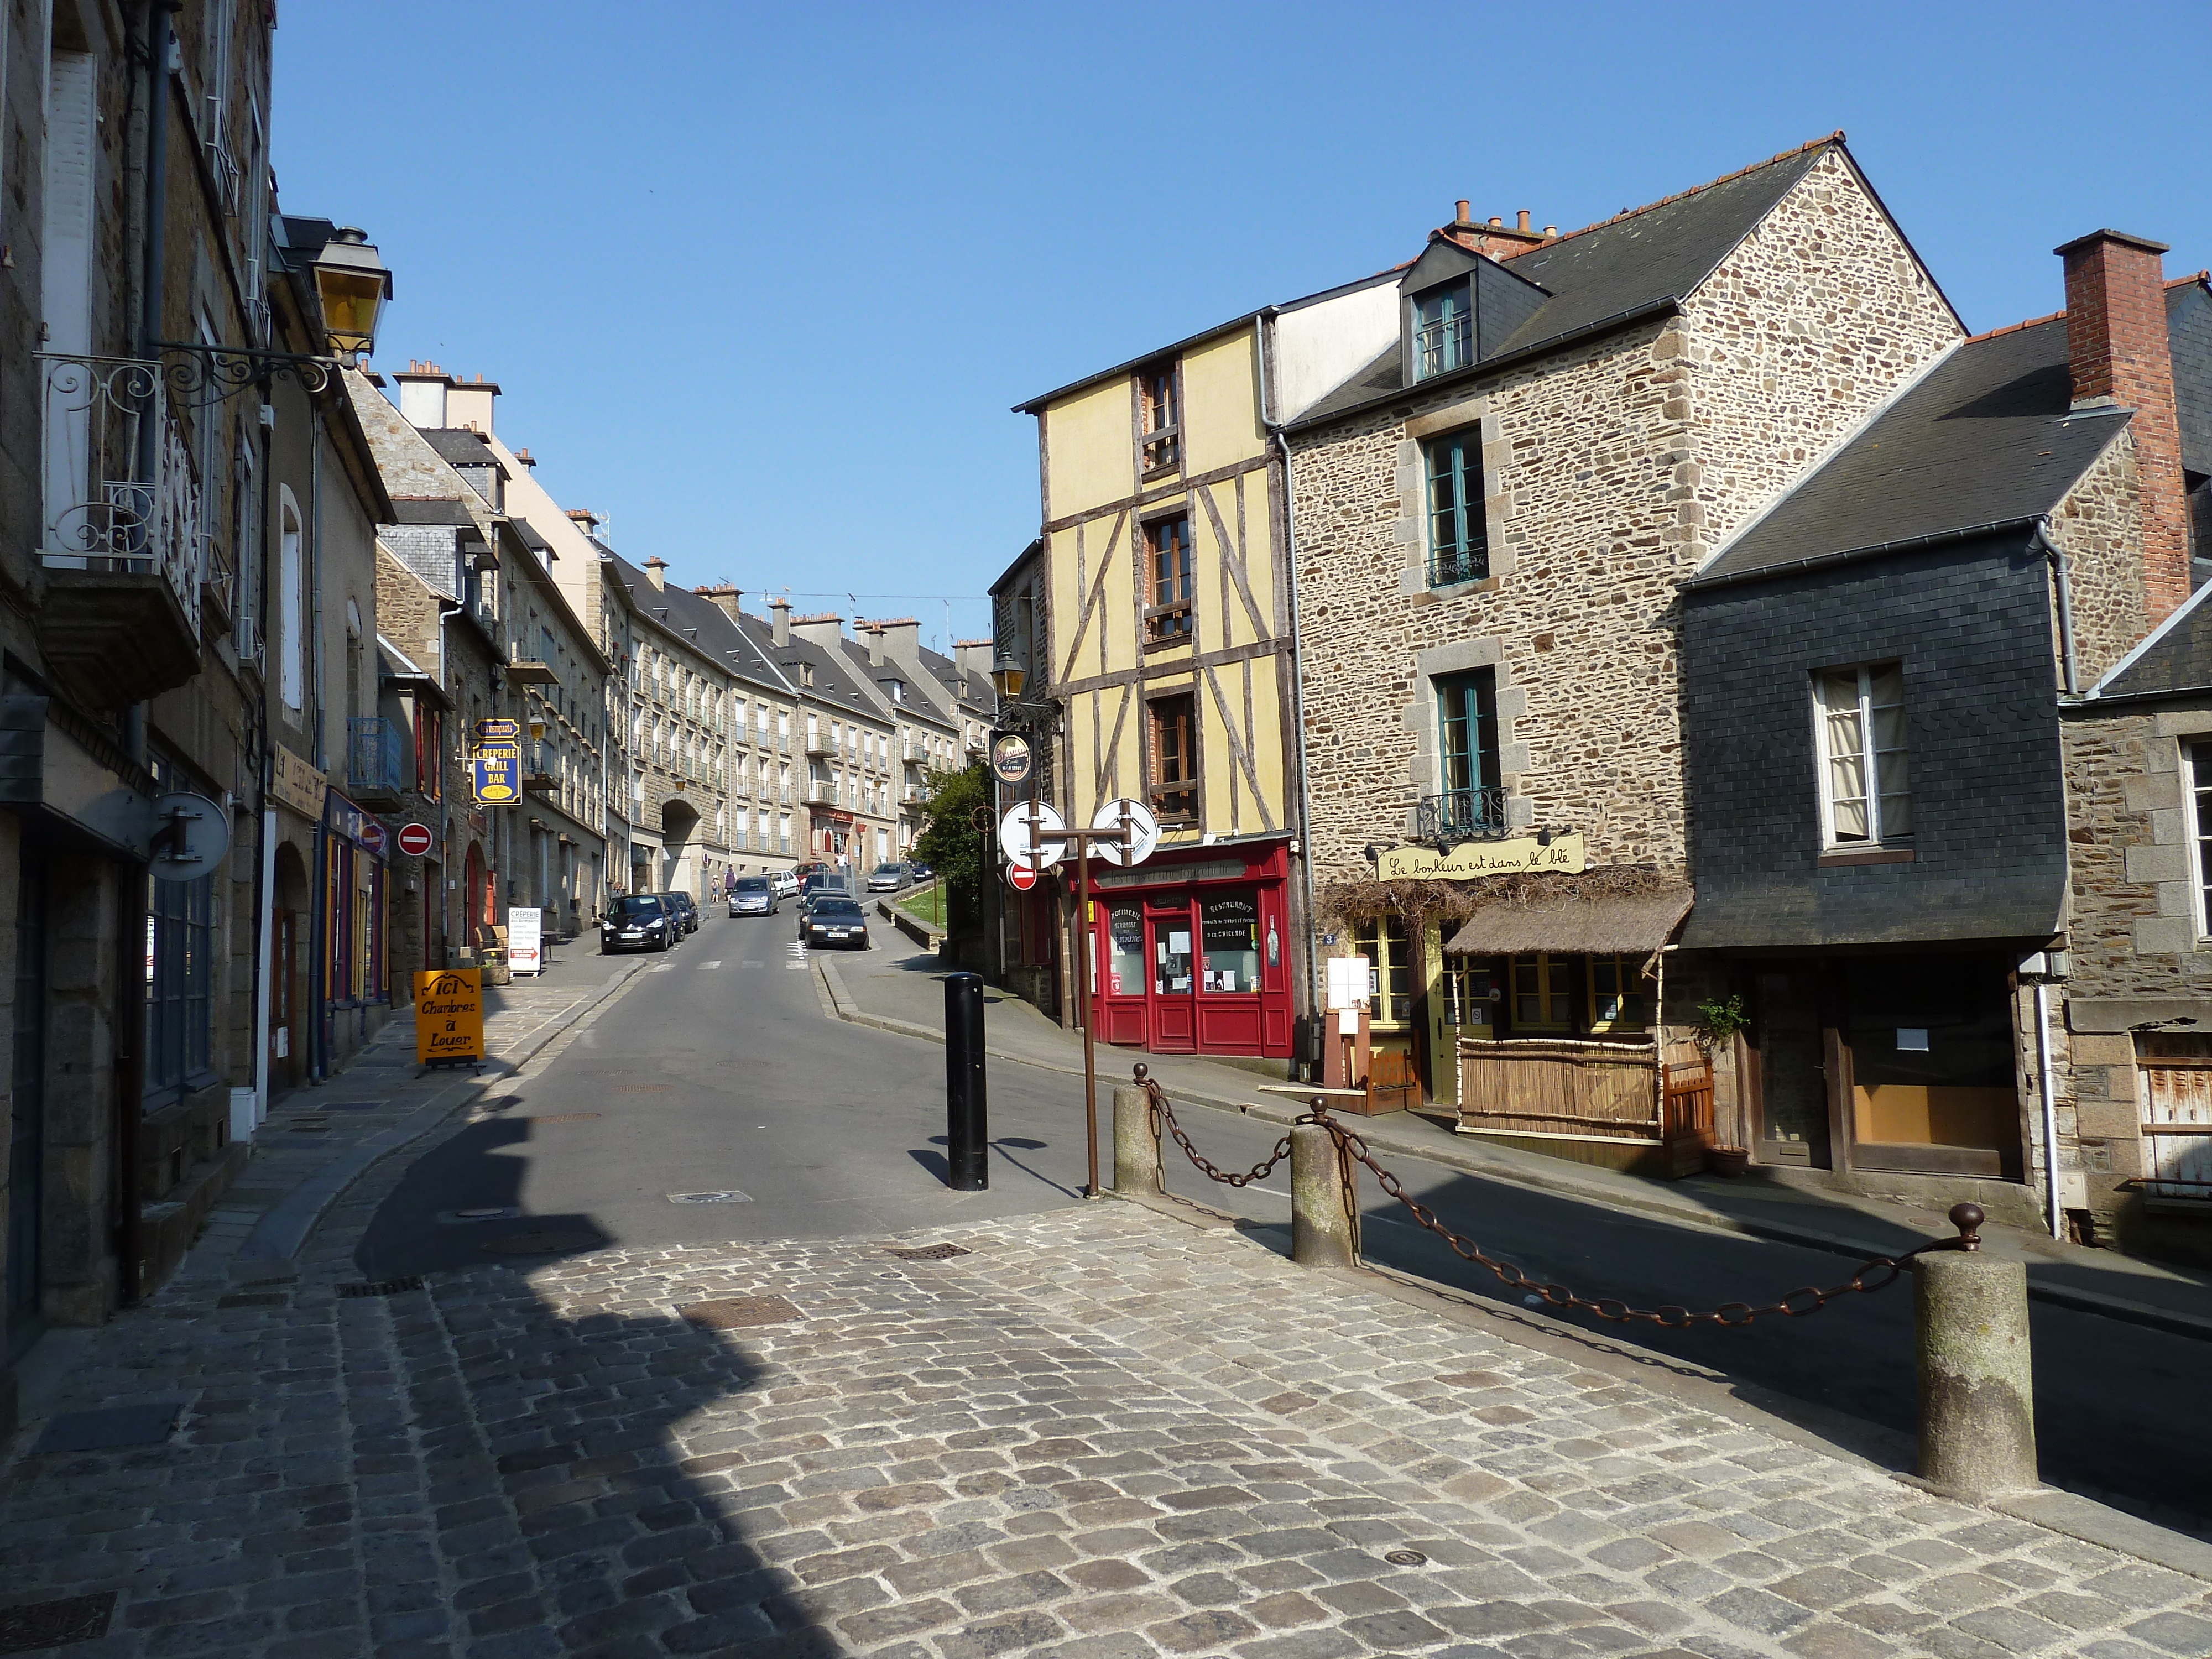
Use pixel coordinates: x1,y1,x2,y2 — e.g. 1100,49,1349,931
945,972,988,1190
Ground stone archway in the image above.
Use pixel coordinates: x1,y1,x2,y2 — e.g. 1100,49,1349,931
660,796,700,894
273,843,311,1091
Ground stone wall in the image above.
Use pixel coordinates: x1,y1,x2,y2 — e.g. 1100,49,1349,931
1292,156,1960,895
2049,434,2153,685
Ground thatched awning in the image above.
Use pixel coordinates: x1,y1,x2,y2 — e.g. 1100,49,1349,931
1443,884,1693,957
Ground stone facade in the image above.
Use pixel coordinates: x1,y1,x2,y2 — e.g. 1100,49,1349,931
1293,150,1961,896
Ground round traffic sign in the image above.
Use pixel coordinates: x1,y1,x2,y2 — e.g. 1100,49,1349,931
148,792,232,883
395,822,435,857
1007,862,1038,892
997,801,1066,870
1090,798,1160,867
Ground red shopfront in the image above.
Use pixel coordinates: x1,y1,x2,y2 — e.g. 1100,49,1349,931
1088,841,1293,1059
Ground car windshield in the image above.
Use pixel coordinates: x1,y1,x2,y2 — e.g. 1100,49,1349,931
872,865,900,877
811,900,863,918
733,878,769,893
612,897,662,918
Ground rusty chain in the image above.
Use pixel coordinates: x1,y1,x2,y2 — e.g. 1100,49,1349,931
1135,1070,1979,1329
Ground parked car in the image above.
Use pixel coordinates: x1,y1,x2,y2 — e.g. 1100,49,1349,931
601,895,676,953
801,870,843,902
775,870,800,898
909,863,932,882
865,862,908,893
800,896,869,950
661,891,700,935
793,860,830,885
728,875,778,917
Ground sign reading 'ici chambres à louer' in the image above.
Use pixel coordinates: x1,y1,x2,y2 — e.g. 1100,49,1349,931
1375,833,1588,882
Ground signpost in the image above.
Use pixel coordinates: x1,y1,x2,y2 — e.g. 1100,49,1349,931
508,907,542,977
415,967,484,1068
395,821,434,858
999,796,1156,1198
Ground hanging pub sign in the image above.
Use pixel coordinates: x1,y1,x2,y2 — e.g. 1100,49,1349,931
990,734,1033,787
1375,833,1587,881
471,717,523,805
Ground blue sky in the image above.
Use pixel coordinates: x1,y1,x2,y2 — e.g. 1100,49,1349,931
273,2,2211,651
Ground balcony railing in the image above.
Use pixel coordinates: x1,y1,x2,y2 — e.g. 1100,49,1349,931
1415,786,1509,846
347,716,406,805
1427,541,1489,588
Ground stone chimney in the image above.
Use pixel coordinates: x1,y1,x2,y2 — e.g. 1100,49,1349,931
393,360,453,429
868,616,922,669
954,638,994,692
790,612,846,651
643,555,667,592
695,583,745,625
2058,229,2190,621
446,373,500,434
864,624,884,668
770,598,791,648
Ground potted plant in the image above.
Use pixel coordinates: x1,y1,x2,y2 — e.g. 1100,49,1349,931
1693,994,1752,1175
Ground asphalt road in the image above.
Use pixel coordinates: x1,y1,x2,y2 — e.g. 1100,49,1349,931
359,910,2212,1535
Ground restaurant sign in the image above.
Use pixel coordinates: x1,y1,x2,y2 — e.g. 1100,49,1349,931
1375,833,1587,881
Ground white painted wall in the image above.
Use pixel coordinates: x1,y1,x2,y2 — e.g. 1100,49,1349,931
1273,276,1400,423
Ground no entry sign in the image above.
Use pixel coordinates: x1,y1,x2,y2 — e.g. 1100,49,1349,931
395,822,435,857
1006,862,1038,892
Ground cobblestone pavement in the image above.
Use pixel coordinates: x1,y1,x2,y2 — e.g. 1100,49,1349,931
4,1146,2210,1657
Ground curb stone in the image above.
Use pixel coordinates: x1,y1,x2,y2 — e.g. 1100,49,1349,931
233,955,653,1267
816,958,2212,1345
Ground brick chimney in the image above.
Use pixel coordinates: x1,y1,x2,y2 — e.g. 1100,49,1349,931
694,583,745,625
1441,202,1551,261
2058,229,2190,620
643,555,667,592
770,598,790,648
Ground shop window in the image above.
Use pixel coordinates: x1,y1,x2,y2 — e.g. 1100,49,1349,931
1150,695,1199,825
1146,516,1193,643
1139,362,1180,477
1510,953,1572,1031
1202,894,1260,994
1104,902,1144,995
1814,662,1911,846
1439,958,1493,1032
1356,917,1413,1028
1155,912,1194,996
1588,954,1647,1032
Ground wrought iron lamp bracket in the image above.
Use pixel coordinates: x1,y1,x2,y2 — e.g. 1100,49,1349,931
150,340,346,408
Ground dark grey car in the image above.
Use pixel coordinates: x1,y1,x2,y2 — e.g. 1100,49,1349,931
601,894,675,953
800,896,869,950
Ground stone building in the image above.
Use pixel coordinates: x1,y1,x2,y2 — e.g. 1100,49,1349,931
1681,241,2205,1233
0,1,392,1421
1286,136,1961,1138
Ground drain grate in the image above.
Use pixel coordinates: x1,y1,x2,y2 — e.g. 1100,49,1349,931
482,1232,603,1255
336,1277,425,1298
667,1191,750,1204
0,1591,116,1652
613,1085,674,1093
525,1113,601,1123
437,1207,523,1224
1383,1548,1431,1567
885,1243,972,1261
677,1295,801,1329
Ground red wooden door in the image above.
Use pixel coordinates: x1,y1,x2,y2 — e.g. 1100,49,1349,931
1147,906,1196,1052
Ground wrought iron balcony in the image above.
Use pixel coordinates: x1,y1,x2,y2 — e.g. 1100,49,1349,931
347,716,406,808
1427,541,1489,588
1415,786,1509,848
35,354,207,705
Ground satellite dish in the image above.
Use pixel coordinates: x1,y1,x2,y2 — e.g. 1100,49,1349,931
149,792,232,882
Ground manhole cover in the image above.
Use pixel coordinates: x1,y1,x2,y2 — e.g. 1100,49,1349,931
0,1590,116,1651
667,1191,751,1204
885,1243,971,1261
482,1232,603,1255
1383,1548,1430,1567
525,1113,601,1124
677,1296,801,1329
437,1207,523,1224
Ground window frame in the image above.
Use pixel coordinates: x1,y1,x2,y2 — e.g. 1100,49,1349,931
1144,514,1194,645
1355,917,1414,1030
1434,666,1499,804
1423,427,1488,586
2189,740,2212,941
1148,692,1201,826
1509,953,1574,1032
1138,361,1181,478
1812,661,1912,849
1412,278,1472,382
1586,954,1648,1034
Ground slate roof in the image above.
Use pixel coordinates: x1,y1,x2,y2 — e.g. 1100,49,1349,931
2171,276,2212,477
1291,139,1845,429
418,428,503,469
2087,578,2212,702
386,497,477,526
1688,317,2129,587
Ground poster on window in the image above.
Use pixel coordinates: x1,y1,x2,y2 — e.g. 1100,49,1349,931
1202,896,1260,994
508,907,542,977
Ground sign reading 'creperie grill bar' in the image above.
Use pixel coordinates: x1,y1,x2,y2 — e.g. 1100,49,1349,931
1375,833,1588,882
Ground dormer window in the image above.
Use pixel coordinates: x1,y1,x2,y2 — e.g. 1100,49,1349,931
1413,279,1471,381
1139,362,1180,476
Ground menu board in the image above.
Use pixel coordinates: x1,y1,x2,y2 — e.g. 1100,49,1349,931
1105,905,1144,997
1202,895,1260,994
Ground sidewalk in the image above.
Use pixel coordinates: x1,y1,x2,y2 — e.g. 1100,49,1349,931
194,941,653,1281
821,942,2212,1344
2,1151,2208,1656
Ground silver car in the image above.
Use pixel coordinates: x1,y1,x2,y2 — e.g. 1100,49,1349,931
728,875,777,917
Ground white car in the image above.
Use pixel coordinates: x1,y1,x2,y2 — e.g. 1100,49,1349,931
771,869,800,899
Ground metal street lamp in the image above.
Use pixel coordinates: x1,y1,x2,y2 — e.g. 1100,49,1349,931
312,227,393,360
990,651,1026,702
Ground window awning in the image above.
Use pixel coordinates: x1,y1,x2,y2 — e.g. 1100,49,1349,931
1443,884,1694,957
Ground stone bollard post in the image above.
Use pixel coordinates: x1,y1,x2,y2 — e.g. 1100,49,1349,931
1113,1081,1161,1196
1916,1203,2038,1498
1290,1119,1359,1269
